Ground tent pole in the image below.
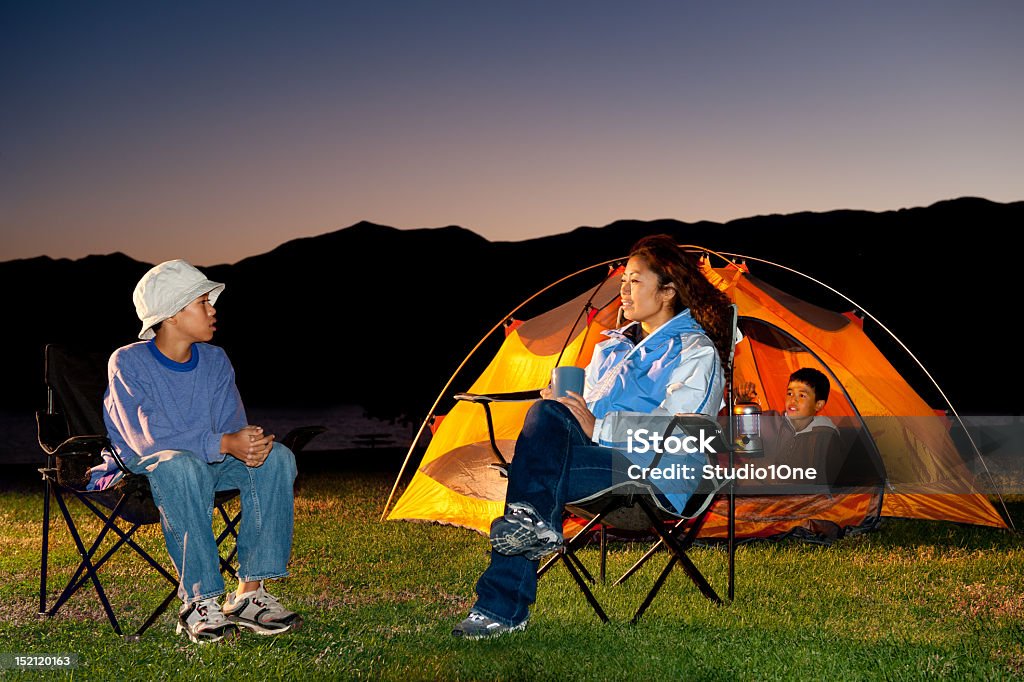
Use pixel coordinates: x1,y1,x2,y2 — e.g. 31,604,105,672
726,303,737,601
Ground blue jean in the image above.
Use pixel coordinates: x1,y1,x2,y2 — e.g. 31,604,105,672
472,400,634,626
127,443,297,603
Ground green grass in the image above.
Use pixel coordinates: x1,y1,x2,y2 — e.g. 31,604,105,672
2,473,1023,680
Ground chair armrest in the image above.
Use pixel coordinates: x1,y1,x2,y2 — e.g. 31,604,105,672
36,411,112,461
46,434,113,489
454,390,542,404
281,425,327,454
52,434,111,459
451,391,541,467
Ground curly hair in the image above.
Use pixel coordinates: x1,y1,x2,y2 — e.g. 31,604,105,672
628,235,733,362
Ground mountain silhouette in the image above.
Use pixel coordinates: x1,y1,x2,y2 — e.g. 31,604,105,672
3,197,1020,423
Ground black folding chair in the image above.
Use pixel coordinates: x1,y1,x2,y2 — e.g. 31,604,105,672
542,414,731,623
577,304,743,595
457,304,740,622
36,344,325,639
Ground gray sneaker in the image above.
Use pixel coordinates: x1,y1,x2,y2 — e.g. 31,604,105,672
223,584,303,635
452,611,528,639
176,597,240,644
489,502,563,560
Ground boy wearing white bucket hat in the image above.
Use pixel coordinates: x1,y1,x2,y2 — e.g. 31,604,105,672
88,259,301,643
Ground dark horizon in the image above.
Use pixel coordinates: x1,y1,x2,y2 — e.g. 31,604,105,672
2,198,1021,422
1,195,1019,269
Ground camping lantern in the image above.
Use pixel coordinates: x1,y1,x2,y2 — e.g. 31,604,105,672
733,402,763,456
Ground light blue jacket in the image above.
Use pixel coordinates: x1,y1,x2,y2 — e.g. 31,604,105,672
587,308,724,449
581,308,725,513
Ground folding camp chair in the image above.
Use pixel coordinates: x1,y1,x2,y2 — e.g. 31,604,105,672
455,304,740,622
582,304,743,600
36,344,325,639
544,414,731,622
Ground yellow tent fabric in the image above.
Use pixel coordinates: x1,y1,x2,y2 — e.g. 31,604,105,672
388,275,621,530
387,258,1006,536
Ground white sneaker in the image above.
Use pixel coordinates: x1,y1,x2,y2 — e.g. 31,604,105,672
224,584,303,635
452,611,529,639
176,597,240,644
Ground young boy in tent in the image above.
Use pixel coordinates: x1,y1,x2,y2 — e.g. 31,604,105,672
736,367,841,488
87,259,302,643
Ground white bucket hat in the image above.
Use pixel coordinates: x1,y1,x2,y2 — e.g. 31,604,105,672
133,259,225,340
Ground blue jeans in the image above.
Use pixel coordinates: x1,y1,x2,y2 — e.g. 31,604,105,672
472,400,634,626
127,443,297,603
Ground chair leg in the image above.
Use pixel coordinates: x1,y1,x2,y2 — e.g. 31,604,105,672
60,525,139,601
75,494,177,585
60,529,178,641
49,487,123,635
632,555,679,624
538,512,605,579
214,503,242,578
537,552,560,577
599,525,607,583
39,473,52,616
615,538,663,587
567,549,596,584
62,516,180,602
47,487,184,638
629,498,723,623
535,512,611,622
728,485,736,602
559,553,609,623
645,499,721,604
614,518,685,587
48,492,136,617
129,586,179,640
73,496,181,638
672,550,722,605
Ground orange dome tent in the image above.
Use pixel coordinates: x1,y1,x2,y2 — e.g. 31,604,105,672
383,248,1009,540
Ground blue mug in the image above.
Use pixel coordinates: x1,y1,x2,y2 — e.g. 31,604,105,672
551,366,585,399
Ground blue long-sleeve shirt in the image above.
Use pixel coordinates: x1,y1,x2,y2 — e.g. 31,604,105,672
87,340,247,488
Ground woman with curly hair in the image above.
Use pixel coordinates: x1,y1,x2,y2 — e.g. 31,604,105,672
453,234,732,639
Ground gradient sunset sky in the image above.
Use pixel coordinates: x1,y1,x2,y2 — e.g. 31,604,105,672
4,1,1021,266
